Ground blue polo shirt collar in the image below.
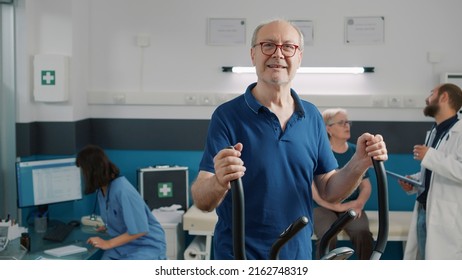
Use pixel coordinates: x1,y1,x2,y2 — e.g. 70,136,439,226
243,82,305,118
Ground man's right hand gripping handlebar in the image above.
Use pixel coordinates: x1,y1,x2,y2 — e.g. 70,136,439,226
214,144,245,190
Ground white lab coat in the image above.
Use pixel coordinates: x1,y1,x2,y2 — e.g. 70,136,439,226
404,120,462,259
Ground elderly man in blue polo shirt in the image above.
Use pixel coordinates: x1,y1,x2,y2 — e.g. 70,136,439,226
191,19,388,260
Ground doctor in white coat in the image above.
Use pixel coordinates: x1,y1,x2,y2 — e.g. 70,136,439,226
399,83,462,260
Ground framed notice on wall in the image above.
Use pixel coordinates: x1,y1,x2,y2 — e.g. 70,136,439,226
207,18,246,45
345,16,385,45
290,20,314,45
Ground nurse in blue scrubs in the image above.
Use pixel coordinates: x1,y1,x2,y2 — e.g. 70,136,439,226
76,145,166,260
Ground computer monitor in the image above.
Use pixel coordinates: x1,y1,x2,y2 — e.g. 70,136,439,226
16,157,83,208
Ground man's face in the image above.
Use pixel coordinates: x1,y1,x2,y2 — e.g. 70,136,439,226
424,86,441,117
250,21,303,86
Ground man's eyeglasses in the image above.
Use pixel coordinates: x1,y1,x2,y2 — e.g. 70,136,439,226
254,42,299,57
328,120,353,127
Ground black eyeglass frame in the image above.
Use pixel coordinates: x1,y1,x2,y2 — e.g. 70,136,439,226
328,120,353,127
253,42,300,57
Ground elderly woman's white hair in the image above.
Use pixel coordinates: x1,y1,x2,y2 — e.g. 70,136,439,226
321,108,348,126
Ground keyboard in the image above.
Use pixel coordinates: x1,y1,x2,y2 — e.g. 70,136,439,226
43,223,74,242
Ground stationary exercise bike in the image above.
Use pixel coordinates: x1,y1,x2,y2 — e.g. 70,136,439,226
231,157,388,260
319,159,389,260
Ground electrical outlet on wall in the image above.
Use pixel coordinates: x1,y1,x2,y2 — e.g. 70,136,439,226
199,95,214,105
184,95,198,105
403,97,417,107
388,96,402,107
372,97,386,107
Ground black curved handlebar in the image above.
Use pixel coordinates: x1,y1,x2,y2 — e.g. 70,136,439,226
370,159,389,260
319,159,389,260
231,176,246,260
229,147,308,260
231,173,309,260
319,208,357,257
228,148,392,260
269,216,309,260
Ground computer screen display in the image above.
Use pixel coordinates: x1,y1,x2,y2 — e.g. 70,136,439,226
16,157,83,208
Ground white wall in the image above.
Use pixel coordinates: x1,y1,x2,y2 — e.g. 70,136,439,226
15,0,462,122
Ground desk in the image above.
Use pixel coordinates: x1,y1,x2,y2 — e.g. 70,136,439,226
182,206,412,259
0,224,105,260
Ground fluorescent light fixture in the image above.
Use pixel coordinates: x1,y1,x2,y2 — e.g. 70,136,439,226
222,67,256,74
222,66,374,74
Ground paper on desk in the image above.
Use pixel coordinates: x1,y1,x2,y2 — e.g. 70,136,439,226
152,204,184,224
44,245,88,257
157,204,183,211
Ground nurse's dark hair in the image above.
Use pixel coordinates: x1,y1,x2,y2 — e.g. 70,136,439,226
76,144,120,194
438,83,462,112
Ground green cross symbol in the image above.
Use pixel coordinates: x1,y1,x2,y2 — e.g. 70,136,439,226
41,70,55,85
158,182,173,198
